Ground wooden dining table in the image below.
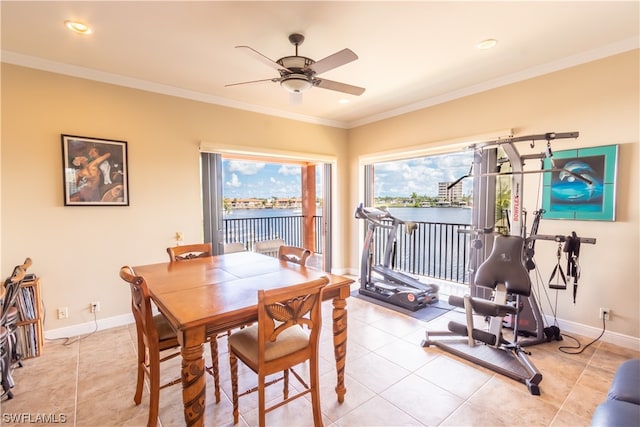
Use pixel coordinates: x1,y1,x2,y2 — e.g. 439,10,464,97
132,251,354,426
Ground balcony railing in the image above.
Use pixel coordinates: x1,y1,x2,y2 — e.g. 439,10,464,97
223,215,471,284
373,220,471,284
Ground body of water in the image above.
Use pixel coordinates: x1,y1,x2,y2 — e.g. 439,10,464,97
226,206,472,224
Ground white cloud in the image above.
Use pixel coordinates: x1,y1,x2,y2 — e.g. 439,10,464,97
228,160,266,175
278,165,300,176
226,173,241,188
374,152,474,197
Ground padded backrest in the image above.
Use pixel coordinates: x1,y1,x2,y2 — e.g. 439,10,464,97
474,234,531,296
167,243,212,262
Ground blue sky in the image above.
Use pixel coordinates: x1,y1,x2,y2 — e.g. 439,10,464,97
223,160,302,199
223,151,474,199
374,151,474,198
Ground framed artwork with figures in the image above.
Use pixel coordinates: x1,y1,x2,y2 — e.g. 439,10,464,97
542,144,617,221
61,134,129,206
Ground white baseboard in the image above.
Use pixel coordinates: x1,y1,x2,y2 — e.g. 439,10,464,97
44,313,134,341
42,302,639,352
547,315,640,351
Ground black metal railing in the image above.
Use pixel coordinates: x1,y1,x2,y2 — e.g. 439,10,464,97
222,215,471,284
223,215,305,250
373,220,471,284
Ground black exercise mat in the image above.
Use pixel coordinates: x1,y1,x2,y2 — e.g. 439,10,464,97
351,289,455,323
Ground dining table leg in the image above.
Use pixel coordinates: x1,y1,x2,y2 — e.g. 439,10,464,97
332,295,348,402
180,343,206,426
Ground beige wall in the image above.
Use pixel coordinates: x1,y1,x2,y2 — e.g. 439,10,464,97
347,50,639,342
1,64,349,332
1,50,638,347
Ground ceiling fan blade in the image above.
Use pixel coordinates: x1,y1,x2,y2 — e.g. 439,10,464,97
315,78,365,96
307,48,358,75
235,45,287,73
225,77,278,87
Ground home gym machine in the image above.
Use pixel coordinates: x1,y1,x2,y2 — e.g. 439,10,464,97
422,131,587,395
355,204,440,311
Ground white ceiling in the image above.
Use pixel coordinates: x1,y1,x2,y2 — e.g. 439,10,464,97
2,1,638,128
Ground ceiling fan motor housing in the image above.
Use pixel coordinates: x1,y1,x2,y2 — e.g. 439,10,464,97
277,56,314,73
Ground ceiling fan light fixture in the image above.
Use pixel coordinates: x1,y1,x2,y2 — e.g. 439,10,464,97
280,74,313,93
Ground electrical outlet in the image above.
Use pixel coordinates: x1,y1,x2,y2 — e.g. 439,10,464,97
90,301,101,313
175,231,184,242
58,307,68,319
599,307,610,320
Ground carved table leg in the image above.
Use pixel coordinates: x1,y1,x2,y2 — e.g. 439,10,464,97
332,296,348,403
181,343,206,427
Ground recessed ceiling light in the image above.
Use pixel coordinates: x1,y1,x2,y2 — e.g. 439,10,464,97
65,20,93,35
338,99,350,104
476,38,497,50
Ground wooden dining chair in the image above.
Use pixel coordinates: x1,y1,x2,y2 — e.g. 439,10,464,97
166,242,212,261
278,245,311,266
224,242,246,253
228,276,330,427
253,238,286,258
166,241,223,403
120,266,187,427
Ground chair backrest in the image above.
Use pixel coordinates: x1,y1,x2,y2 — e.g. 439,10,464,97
1,259,30,324
119,266,159,345
278,245,311,266
224,242,246,254
474,234,531,296
257,276,329,363
253,239,285,258
167,242,212,262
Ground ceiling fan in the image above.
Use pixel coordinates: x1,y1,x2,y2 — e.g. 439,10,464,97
226,33,365,103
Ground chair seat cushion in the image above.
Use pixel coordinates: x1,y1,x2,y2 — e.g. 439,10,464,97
153,314,177,341
229,324,309,364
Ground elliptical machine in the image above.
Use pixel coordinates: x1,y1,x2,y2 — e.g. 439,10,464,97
355,204,439,311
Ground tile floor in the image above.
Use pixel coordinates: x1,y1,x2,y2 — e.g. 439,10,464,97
2,284,638,427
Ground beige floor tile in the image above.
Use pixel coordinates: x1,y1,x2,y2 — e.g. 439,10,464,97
468,376,560,425
317,372,376,423
549,407,593,426
440,401,512,426
1,294,634,427
380,373,464,426
334,395,423,426
368,309,428,338
374,337,439,371
414,355,492,400
344,351,411,393
346,321,399,352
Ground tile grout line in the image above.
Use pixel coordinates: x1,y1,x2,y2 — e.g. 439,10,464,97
550,340,602,425
73,340,80,427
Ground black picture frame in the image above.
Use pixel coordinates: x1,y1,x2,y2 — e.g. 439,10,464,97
61,134,129,206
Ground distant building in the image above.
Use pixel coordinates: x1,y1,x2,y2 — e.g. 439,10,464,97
438,181,463,206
